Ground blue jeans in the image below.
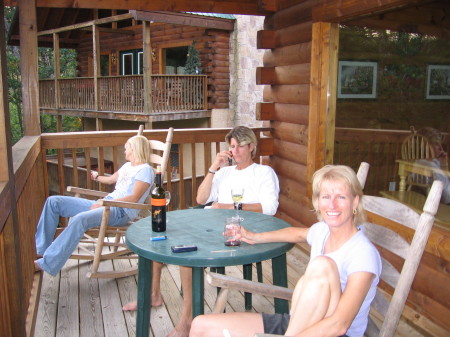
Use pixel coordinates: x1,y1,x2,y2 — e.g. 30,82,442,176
35,195,130,275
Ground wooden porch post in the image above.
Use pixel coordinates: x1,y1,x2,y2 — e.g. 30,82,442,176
307,22,339,195
143,20,153,128
53,33,61,130
0,2,27,336
19,0,40,136
92,23,101,114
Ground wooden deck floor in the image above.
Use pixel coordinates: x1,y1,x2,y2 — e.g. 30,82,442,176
34,244,426,337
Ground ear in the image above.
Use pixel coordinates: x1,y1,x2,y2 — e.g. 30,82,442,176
352,195,360,210
249,143,255,153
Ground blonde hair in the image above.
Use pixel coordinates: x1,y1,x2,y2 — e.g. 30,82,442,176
225,126,258,158
127,135,151,164
417,127,443,145
311,165,365,226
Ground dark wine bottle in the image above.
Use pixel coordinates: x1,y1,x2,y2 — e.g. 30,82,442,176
151,166,166,232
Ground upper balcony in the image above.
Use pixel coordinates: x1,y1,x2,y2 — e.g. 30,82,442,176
39,74,209,122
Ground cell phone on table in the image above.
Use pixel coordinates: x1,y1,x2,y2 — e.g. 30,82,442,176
171,245,198,253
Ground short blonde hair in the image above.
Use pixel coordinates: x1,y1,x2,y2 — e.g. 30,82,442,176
311,165,365,226
225,126,258,158
417,127,443,145
127,135,151,164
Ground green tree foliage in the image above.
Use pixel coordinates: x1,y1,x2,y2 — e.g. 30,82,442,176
5,7,80,144
184,41,202,74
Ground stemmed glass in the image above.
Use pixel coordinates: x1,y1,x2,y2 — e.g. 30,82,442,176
165,191,171,222
231,187,244,220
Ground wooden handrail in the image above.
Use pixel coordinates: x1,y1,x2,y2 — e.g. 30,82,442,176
41,127,272,210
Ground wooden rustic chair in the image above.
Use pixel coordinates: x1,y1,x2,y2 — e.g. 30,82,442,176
207,167,443,337
400,127,436,193
67,126,173,278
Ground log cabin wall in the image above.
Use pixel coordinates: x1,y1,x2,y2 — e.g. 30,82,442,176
257,0,449,333
257,1,320,229
75,21,231,110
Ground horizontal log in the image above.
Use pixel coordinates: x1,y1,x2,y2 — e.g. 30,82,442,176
207,84,230,93
256,63,310,85
259,137,274,157
208,78,230,86
208,72,230,80
272,121,308,145
273,139,308,166
276,210,305,228
265,0,314,30
205,41,230,49
257,30,276,49
274,21,313,48
204,66,229,73
206,53,229,61
258,22,312,49
206,59,229,67
263,84,310,105
278,193,316,227
278,175,308,204
271,156,308,185
256,103,309,125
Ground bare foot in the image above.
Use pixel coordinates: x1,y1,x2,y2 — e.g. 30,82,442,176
166,320,191,337
122,292,164,311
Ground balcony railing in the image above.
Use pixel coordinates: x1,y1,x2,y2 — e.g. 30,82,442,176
39,74,208,114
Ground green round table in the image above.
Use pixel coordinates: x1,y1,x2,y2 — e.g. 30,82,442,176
126,209,294,337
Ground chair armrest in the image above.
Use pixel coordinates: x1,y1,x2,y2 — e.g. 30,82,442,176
254,334,285,337
98,199,151,210
206,272,293,301
67,186,108,198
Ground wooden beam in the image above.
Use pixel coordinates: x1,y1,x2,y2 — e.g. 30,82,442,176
307,22,339,195
312,0,435,23
143,21,153,122
80,26,135,35
6,0,272,15
37,13,134,36
256,64,310,85
131,11,235,31
19,0,40,136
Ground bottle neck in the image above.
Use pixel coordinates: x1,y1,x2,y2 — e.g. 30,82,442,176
155,172,161,186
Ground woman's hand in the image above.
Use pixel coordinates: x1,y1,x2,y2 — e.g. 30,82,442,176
235,226,259,245
91,170,99,181
90,202,102,210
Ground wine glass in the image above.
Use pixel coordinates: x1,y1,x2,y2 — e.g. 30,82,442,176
165,191,171,222
231,187,244,220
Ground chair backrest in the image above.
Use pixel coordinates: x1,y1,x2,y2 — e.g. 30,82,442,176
400,128,436,192
138,125,174,181
401,130,435,161
362,180,443,337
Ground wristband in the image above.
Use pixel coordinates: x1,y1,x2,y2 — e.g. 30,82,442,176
208,168,217,174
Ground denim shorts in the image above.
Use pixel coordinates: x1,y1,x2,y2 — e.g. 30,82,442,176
262,313,348,336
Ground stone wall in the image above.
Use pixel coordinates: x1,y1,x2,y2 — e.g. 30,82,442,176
227,15,265,128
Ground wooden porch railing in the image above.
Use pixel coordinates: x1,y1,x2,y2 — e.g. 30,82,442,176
41,127,272,211
39,74,208,114
334,127,449,197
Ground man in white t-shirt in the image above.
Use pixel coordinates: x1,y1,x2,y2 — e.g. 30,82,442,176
197,126,279,215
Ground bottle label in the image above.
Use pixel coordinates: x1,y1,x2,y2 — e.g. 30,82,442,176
151,198,166,206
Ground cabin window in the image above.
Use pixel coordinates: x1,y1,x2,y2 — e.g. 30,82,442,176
138,51,144,75
100,54,110,76
164,46,188,74
121,51,134,75
120,49,144,75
